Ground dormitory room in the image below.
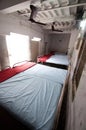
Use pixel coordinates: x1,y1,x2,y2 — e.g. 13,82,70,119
0,0,86,130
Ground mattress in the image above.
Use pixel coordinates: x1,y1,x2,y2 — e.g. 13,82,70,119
46,54,69,66
37,53,69,68
0,64,67,130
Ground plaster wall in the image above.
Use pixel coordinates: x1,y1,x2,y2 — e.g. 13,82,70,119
66,29,86,130
68,29,79,58
72,64,86,130
47,33,70,54
0,35,10,70
0,13,45,69
0,0,29,10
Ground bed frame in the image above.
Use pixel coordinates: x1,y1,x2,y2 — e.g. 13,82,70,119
52,67,70,130
41,62,68,70
37,53,69,70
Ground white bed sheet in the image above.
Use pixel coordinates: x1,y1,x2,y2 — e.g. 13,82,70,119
0,64,67,130
46,54,69,66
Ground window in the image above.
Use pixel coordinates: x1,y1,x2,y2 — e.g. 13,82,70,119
6,33,30,67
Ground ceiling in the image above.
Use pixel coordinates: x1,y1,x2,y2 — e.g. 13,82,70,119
1,0,86,31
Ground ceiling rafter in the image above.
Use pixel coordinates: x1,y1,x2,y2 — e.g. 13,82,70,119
36,15,75,24
1,0,85,31
38,2,86,13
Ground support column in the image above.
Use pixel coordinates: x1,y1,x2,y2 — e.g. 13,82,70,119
0,35,10,70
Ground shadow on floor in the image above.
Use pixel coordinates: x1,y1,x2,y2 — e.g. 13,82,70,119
0,105,35,130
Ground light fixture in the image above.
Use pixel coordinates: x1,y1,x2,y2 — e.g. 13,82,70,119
31,37,41,41
80,19,86,30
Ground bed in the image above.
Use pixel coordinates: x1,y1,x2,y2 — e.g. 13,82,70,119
0,61,68,130
37,52,69,69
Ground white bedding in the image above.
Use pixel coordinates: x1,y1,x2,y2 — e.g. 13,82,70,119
46,54,69,66
0,64,67,130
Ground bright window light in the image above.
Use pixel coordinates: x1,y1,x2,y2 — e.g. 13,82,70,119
31,37,41,41
80,19,86,30
6,33,29,67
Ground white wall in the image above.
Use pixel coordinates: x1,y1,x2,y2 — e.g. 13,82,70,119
0,13,45,69
69,65,86,130
47,33,70,54
43,31,49,54
68,29,79,59
72,64,86,130
66,63,86,130
66,27,86,130
0,13,44,42
65,29,79,130
0,35,10,70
